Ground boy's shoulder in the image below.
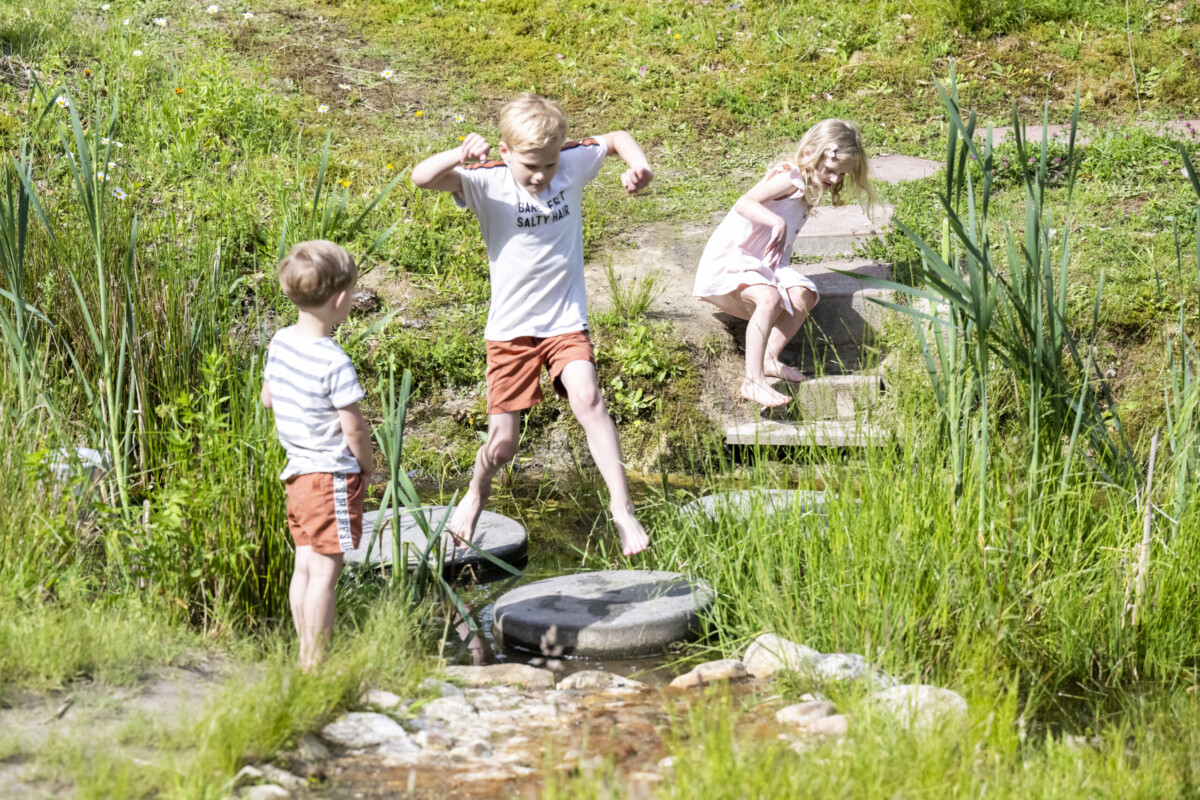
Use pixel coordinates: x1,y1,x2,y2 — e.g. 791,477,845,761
560,136,604,154
269,328,351,367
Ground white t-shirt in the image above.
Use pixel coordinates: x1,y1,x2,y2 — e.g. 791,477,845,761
453,136,609,341
265,326,366,480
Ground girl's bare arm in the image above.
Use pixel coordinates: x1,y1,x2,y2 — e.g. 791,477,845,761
732,172,805,266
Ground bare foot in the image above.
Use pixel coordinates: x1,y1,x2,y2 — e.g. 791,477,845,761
764,359,806,383
448,488,485,550
741,378,790,408
611,507,650,556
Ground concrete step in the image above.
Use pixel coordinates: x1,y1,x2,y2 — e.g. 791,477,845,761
762,373,883,421
713,259,894,373
725,419,893,448
792,205,893,258
975,118,1200,147
869,154,942,184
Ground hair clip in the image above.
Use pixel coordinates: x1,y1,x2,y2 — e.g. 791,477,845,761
826,144,839,158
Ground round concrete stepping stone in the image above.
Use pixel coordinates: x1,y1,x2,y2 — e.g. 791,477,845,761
345,506,527,573
679,490,827,522
493,570,714,657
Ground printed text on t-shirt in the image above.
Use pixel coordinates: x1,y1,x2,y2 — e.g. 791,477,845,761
516,190,570,228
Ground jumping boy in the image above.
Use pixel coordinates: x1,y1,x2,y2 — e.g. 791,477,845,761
262,240,374,670
411,93,651,556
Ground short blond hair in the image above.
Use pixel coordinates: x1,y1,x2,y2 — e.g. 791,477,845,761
277,240,357,308
499,93,567,151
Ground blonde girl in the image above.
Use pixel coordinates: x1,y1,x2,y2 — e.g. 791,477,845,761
693,119,878,407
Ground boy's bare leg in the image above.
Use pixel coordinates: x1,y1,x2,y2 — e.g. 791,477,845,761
299,551,344,671
764,287,817,382
559,360,650,556
291,546,311,648
448,411,521,547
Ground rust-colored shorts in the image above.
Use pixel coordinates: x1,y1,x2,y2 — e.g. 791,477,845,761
485,331,595,414
284,472,365,555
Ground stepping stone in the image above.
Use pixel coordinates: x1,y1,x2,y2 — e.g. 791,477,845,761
795,259,894,348
979,119,1200,147
345,506,527,574
769,373,883,420
725,419,893,447
492,571,714,658
792,205,893,258
679,489,827,521
868,155,942,184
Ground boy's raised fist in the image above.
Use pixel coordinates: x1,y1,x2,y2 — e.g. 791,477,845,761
459,133,492,163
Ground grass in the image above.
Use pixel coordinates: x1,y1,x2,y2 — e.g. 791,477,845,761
1,0,1200,795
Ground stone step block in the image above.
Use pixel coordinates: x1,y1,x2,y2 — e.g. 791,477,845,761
725,419,893,448
792,204,892,258
765,374,883,421
868,154,942,184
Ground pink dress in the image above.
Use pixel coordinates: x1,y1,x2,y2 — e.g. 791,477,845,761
692,163,818,315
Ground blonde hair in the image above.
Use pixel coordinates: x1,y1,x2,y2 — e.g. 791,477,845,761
778,119,879,211
499,93,567,151
277,240,357,308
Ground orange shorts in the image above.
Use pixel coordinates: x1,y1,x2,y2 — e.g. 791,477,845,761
485,331,595,414
285,472,365,555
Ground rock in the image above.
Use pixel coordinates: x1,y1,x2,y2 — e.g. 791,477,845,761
679,490,826,522
556,671,646,691
241,786,290,800
449,738,492,759
775,701,837,727
669,659,749,689
419,678,464,697
742,634,821,678
799,692,829,703
493,570,714,658
295,733,331,763
444,664,555,689
630,771,664,784
869,685,968,732
258,765,304,791
360,688,404,710
231,765,264,787
419,694,476,724
350,287,380,315
658,756,678,771
808,714,849,738
814,653,867,682
321,712,413,749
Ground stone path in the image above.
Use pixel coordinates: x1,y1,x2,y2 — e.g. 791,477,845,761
254,634,966,799
492,570,715,658
346,506,527,575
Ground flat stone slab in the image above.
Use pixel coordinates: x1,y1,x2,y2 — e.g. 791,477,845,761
493,571,714,658
346,506,527,573
792,205,892,257
726,419,893,447
978,119,1200,147
680,490,827,521
768,374,883,420
868,155,941,184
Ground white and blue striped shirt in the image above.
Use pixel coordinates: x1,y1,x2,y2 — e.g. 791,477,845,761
265,326,365,480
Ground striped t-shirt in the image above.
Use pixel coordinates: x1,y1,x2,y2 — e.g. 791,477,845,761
265,326,366,480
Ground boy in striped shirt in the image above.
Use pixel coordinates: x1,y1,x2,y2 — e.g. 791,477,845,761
262,240,374,671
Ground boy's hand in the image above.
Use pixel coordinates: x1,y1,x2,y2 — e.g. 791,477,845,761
620,165,653,194
459,133,491,163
